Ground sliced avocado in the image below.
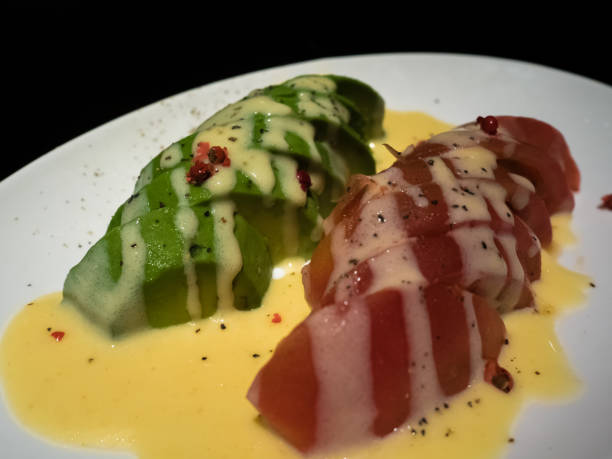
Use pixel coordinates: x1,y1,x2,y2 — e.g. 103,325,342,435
64,205,272,336
63,74,384,336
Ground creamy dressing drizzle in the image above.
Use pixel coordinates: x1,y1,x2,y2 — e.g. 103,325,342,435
62,220,149,334
361,246,425,297
373,167,430,208
176,208,201,320
262,116,321,163
528,237,541,259
121,189,149,225
462,295,485,381
508,172,535,193
452,225,507,297
441,146,497,180
196,122,277,196
408,128,516,227
159,143,183,170
401,287,445,416
477,180,514,225
496,234,525,311
274,155,306,206
429,157,492,224
211,200,242,310
308,169,325,195
170,168,202,320
134,161,154,191
110,222,149,330
308,301,376,449
203,162,237,196
508,172,536,211
296,92,350,126
198,96,292,131
286,75,337,93
285,76,350,130
327,190,408,298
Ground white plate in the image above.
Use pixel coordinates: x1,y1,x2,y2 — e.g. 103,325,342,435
1,53,611,458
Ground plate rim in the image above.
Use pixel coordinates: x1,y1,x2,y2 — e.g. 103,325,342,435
2,51,611,188
1,51,610,459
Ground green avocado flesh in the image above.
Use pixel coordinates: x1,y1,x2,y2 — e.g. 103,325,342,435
63,75,385,336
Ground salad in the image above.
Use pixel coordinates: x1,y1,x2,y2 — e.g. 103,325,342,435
0,68,593,459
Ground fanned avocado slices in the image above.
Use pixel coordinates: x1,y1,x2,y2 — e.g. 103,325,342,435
63,74,385,336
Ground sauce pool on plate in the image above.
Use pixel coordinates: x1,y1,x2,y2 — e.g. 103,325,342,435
0,111,591,459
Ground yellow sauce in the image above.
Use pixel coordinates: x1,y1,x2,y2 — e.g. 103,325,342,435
0,111,592,458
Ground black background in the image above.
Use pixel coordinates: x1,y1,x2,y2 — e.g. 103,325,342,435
4,8,609,181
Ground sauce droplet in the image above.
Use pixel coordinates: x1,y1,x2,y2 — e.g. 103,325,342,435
296,170,311,192
208,146,230,166
485,361,514,393
271,313,282,323
598,193,612,210
186,161,214,186
50,331,65,342
477,115,499,135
